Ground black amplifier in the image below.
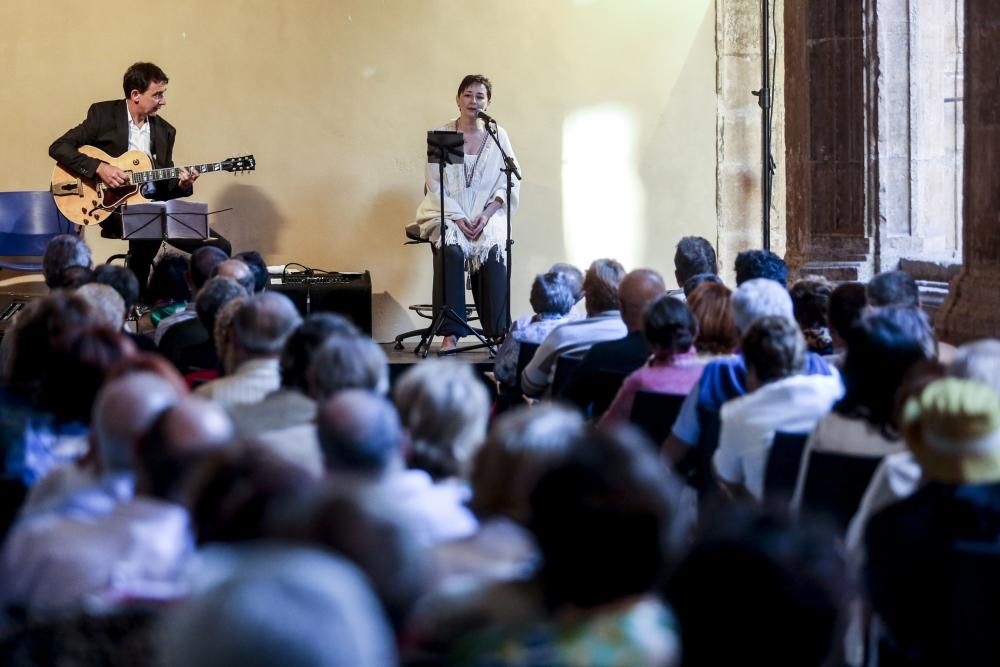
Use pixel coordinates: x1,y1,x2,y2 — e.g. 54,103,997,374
269,270,372,335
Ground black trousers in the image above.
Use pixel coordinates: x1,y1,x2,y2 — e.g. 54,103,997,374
432,244,508,338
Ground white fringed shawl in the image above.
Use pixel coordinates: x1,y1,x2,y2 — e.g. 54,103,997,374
409,121,520,270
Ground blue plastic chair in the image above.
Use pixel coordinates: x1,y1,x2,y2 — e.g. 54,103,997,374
0,191,77,272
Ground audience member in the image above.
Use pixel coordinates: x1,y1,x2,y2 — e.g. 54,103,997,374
443,405,585,581
713,317,843,500
212,258,256,294
493,271,577,389
308,334,390,399
0,293,94,483
685,280,739,356
227,313,360,476
790,276,835,355
159,276,247,374
734,248,788,286
42,234,91,289
196,292,301,406
74,283,126,330
154,246,228,345
547,261,585,304
317,389,478,545
673,236,718,296
91,264,140,315
233,250,269,293
278,486,429,633
563,268,667,417
668,507,846,667
144,253,191,327
866,378,1000,665
792,307,935,515
521,258,627,397
0,372,191,614
160,547,396,667
663,279,835,485
827,281,868,363
600,294,704,425
395,360,490,483
184,446,315,546
445,427,681,666
867,269,919,309
682,271,723,299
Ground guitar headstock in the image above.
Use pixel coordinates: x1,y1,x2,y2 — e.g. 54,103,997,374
222,155,256,173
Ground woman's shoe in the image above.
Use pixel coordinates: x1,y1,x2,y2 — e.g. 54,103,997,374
440,335,459,352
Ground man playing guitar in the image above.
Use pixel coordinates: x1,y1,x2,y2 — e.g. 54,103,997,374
49,62,231,296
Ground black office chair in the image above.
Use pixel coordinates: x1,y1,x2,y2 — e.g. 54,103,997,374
762,431,811,505
629,391,687,449
551,352,585,398
798,451,882,534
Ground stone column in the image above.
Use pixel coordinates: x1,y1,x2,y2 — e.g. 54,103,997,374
936,0,1000,344
716,0,787,284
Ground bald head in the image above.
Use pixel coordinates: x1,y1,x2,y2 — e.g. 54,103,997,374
213,259,255,294
92,372,182,474
619,269,666,332
317,390,403,476
155,397,235,452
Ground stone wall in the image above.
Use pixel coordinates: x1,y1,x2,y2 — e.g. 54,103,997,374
716,0,786,283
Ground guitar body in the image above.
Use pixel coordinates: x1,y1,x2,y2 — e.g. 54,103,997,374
51,146,154,226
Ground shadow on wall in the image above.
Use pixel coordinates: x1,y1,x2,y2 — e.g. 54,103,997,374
211,183,284,256
366,187,428,343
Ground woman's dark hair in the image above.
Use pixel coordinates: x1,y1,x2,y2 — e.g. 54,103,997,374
530,427,676,610
687,281,739,355
37,325,133,424
6,291,94,400
146,253,191,305
643,294,698,359
828,282,868,341
835,307,935,436
183,446,314,545
457,74,492,100
790,277,833,330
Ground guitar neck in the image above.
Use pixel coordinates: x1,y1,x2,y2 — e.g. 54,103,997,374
130,162,226,185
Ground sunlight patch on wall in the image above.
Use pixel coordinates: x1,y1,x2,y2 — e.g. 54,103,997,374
561,105,645,270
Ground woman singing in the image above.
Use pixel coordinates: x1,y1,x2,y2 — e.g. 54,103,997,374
409,74,520,352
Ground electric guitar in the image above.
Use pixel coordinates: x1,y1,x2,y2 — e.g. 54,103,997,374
51,145,255,226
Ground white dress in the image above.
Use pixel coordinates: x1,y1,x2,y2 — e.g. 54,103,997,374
410,121,520,270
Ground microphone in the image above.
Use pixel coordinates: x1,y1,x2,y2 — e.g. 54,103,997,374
477,110,498,125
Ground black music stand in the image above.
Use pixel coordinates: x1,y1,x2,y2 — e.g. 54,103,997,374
415,131,496,358
121,200,211,241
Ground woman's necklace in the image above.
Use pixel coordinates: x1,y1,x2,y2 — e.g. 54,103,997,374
460,123,490,189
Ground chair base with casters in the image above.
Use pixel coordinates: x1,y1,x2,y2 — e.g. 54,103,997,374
394,228,495,356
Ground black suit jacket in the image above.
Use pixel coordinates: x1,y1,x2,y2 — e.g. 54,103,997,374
561,330,651,415
49,99,189,210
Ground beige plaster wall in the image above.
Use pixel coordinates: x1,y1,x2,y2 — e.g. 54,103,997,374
1,0,717,341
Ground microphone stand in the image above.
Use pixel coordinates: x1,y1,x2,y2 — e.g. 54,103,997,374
481,117,521,341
